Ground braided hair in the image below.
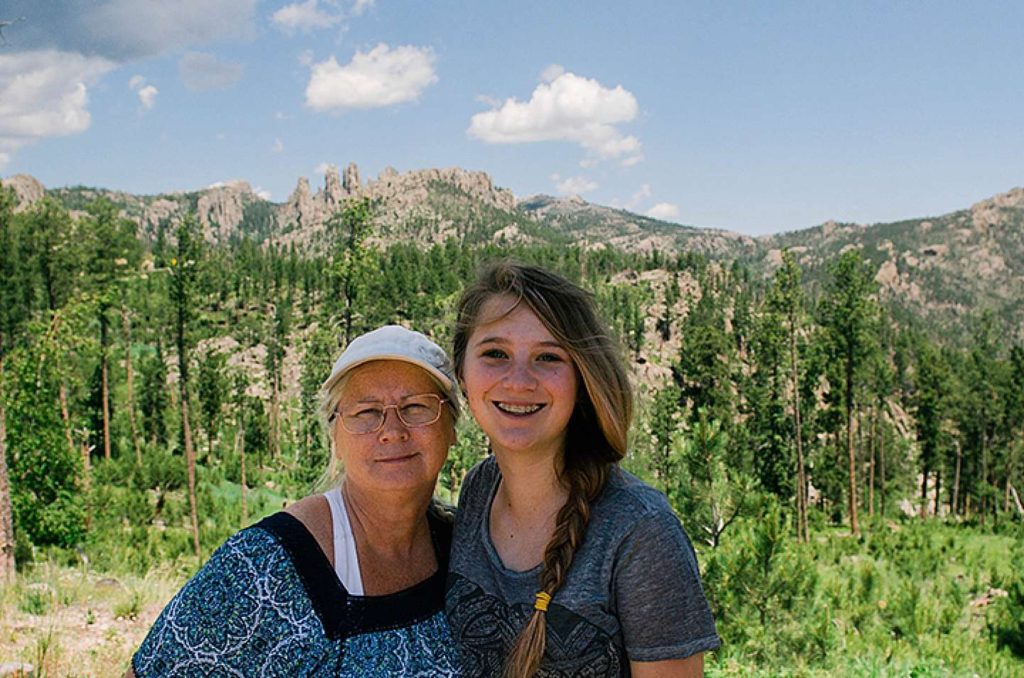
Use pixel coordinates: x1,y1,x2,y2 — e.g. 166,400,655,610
453,261,633,678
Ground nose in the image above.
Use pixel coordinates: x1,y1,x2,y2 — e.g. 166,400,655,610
377,406,410,443
503,360,537,392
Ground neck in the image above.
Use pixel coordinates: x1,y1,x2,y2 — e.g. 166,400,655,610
341,481,432,557
492,446,568,521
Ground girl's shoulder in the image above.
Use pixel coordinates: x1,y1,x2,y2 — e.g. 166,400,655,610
596,467,677,526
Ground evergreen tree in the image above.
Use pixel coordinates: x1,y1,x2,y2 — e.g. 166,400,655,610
911,338,950,515
171,215,203,556
327,198,378,344
197,348,229,459
4,325,86,548
139,341,169,447
768,250,809,540
819,250,878,535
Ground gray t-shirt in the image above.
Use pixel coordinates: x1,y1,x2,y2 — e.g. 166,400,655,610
446,456,720,677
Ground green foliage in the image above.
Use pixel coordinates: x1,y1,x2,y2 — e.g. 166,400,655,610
138,342,169,447
4,336,85,547
2,191,1022,674
704,498,819,665
197,348,229,455
327,197,379,344
671,410,754,549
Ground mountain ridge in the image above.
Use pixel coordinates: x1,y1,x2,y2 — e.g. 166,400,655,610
3,166,1022,342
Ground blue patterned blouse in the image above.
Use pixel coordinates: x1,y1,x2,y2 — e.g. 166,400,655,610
133,510,460,676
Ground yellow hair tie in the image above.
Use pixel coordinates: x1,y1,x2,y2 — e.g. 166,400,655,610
534,591,552,612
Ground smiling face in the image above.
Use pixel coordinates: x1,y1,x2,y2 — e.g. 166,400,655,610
333,360,455,496
461,296,579,462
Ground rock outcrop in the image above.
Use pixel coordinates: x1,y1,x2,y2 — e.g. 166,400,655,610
343,162,360,194
2,174,46,212
196,181,253,242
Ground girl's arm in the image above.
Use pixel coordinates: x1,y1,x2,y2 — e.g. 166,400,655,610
631,653,704,678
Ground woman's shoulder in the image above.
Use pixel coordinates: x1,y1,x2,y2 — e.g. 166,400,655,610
597,467,676,523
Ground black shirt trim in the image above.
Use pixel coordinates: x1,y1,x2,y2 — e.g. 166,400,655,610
257,507,452,641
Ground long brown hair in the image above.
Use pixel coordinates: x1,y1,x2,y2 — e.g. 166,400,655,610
453,261,633,678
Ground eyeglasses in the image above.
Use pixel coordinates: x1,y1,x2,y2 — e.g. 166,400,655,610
335,393,449,435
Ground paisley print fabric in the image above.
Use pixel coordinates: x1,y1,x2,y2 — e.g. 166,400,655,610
134,511,460,677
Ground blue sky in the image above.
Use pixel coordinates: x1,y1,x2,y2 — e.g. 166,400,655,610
1,1,1022,236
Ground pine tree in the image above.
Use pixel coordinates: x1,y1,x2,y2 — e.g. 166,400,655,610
0,183,18,579
327,198,377,345
171,215,202,557
769,250,809,540
197,348,229,460
819,250,878,535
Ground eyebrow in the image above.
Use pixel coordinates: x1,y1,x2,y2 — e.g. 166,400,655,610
474,336,566,349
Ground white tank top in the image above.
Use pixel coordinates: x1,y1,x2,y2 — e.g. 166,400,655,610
324,485,364,595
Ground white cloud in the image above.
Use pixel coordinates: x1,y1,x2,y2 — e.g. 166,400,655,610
81,0,258,60
540,64,565,83
298,50,315,66
255,187,272,200
305,43,437,112
625,183,652,210
646,202,680,220
272,138,284,153
137,85,158,109
551,174,597,195
129,74,146,90
351,0,375,15
179,51,244,91
315,162,332,174
272,0,343,33
0,50,115,164
468,67,642,166
0,153,9,171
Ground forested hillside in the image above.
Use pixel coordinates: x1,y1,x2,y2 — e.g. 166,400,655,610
0,179,1022,675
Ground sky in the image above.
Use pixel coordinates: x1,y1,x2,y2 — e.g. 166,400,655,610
1,1,1022,236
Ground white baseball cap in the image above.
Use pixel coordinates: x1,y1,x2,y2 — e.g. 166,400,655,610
322,325,456,401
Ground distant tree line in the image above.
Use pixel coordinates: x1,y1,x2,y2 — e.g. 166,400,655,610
0,182,1021,581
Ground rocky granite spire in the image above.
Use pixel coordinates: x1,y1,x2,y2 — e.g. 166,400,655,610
343,162,361,195
324,165,344,210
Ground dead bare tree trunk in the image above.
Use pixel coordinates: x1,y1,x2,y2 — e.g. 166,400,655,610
123,308,142,466
59,382,76,459
868,406,876,517
920,467,929,518
100,314,111,461
0,356,16,581
81,441,93,528
182,395,201,558
790,325,808,541
845,360,859,535
234,425,247,527
952,439,962,516
271,375,281,460
879,424,887,518
1009,483,1023,516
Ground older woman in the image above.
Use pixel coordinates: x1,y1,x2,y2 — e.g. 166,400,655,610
130,325,462,676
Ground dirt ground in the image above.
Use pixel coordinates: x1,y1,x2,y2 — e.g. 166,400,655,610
0,565,181,677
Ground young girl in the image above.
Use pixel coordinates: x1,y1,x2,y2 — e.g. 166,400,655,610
446,262,719,677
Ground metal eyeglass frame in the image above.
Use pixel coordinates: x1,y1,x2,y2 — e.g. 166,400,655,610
334,393,449,435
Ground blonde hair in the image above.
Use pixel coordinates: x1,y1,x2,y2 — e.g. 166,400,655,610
453,261,632,678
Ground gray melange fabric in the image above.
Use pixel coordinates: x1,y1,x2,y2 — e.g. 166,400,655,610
446,456,720,677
